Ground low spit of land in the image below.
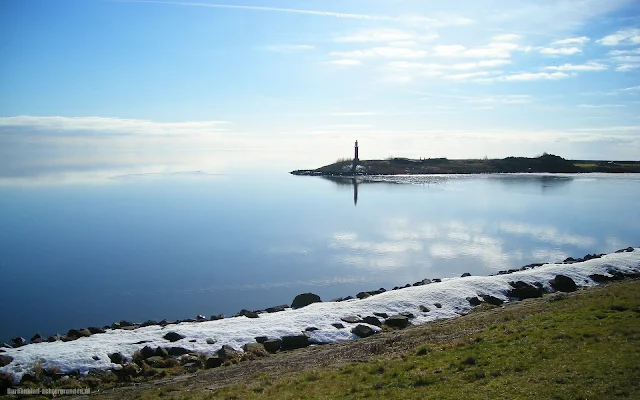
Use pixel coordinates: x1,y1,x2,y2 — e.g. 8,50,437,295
291,154,640,176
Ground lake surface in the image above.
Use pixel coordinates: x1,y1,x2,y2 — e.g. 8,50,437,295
1,172,639,342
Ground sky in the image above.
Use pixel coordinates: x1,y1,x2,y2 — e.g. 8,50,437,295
1,0,639,182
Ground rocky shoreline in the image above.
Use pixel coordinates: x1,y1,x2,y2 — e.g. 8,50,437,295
1,247,638,389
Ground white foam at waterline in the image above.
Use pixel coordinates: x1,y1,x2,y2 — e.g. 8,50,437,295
1,249,638,382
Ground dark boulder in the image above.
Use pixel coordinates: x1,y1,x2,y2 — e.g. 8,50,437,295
461,273,471,277
242,343,266,354
88,326,106,334
265,305,288,313
163,332,185,342
507,281,544,299
341,316,361,324
373,312,389,319
291,293,322,309
549,274,577,292
140,346,155,359
467,297,481,306
412,281,425,287
563,257,577,263
614,247,634,253
46,334,62,343
356,291,371,299
30,333,41,342
384,315,409,329
330,297,344,302
0,343,12,349
145,356,166,368
11,337,26,347
168,347,189,356
206,338,216,345
108,352,126,364
331,323,345,329
434,303,442,308
140,320,157,328
280,335,310,351
305,327,319,332
263,339,282,353
154,347,169,358
419,305,430,312
589,274,615,283
343,296,354,301
235,309,259,318
432,278,441,283
196,314,207,321
205,355,223,369
0,355,13,367
480,294,504,306
361,316,382,327
67,328,91,339
217,345,239,359
400,312,415,319
255,336,268,344
210,314,225,321
351,324,376,338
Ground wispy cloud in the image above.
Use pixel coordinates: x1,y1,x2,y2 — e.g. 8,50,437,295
597,28,640,46
578,104,626,108
118,0,391,20
331,47,428,59
551,36,590,46
328,59,362,66
478,71,571,82
0,116,231,135
335,28,438,43
543,61,607,71
539,46,582,55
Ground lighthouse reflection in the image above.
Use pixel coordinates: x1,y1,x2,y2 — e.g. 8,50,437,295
321,176,361,206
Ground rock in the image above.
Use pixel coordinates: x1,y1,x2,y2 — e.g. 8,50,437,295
507,281,544,299
265,304,289,313
46,334,61,343
467,297,482,306
331,323,345,329
384,315,409,329
0,372,13,393
263,339,282,353
330,297,344,302
305,327,319,332
563,257,576,263
168,347,189,356
373,312,389,319
140,320,158,328
243,343,266,353
589,274,615,283
0,355,13,367
400,312,415,319
434,303,442,308
432,278,441,283
189,339,196,343
419,305,430,312
30,333,41,342
60,335,77,342
122,363,141,377
196,314,207,321
480,294,504,306
421,279,432,285
140,346,155,359
341,316,361,324
254,336,268,344
291,293,322,309
412,281,424,286
206,338,216,345
461,272,471,277
11,337,26,347
217,345,239,359
145,356,166,368
92,355,100,361
351,324,376,338
343,296,354,301
181,355,202,367
356,291,371,299
88,326,106,334
235,309,260,318
549,274,578,292
280,335,310,351
0,343,12,349
210,314,225,321
205,355,223,369
154,347,169,358
31,338,44,344
108,352,126,364
163,332,185,342
361,316,382,327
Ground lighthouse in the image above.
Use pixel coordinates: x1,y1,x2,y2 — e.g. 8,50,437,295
354,140,359,161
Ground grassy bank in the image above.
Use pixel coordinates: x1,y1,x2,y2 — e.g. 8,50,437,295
73,279,640,400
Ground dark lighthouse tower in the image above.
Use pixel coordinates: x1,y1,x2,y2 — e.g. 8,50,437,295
354,140,359,160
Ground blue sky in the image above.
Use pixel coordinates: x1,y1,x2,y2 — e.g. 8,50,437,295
1,0,639,182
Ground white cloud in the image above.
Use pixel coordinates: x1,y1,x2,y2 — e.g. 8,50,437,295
492,33,521,42
331,47,427,59
551,36,590,46
335,28,437,43
597,28,640,46
434,41,520,59
578,104,626,108
616,63,640,71
479,71,571,82
328,59,362,66
610,48,640,55
539,46,582,55
543,61,607,71
620,85,640,91
265,44,315,53
0,116,231,135
332,112,376,116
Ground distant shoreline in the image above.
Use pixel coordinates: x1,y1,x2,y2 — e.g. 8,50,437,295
291,154,640,176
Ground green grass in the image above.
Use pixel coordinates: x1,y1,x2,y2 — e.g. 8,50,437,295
174,281,639,399
64,280,640,400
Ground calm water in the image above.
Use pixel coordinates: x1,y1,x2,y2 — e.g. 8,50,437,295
1,172,639,342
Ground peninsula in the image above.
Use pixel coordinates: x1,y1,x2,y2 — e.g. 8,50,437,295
291,154,640,176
